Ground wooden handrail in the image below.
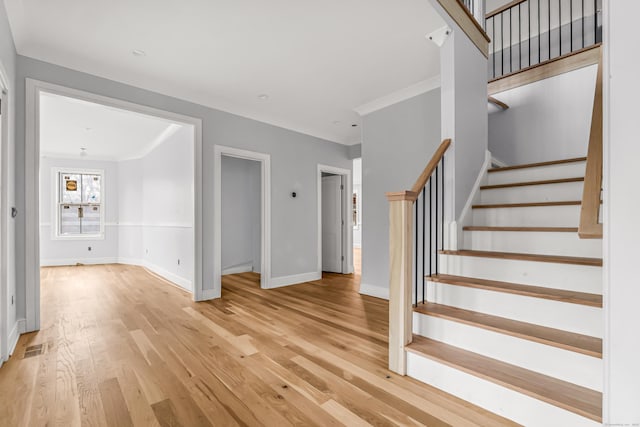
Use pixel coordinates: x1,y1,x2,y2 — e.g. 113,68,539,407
410,139,452,194
488,96,509,110
579,50,603,239
486,0,527,19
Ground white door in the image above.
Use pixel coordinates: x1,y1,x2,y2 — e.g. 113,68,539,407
322,175,343,273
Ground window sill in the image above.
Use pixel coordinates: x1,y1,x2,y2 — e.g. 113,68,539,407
52,234,105,241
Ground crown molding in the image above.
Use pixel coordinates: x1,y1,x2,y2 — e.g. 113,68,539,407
354,75,441,116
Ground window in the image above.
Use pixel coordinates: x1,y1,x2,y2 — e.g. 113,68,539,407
55,169,104,238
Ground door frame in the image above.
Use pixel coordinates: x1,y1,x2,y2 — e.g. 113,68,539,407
0,60,9,364
214,145,271,293
317,164,353,275
24,79,205,333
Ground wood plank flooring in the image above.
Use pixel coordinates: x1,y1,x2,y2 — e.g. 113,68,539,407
0,260,517,426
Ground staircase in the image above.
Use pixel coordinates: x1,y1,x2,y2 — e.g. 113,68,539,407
405,157,602,426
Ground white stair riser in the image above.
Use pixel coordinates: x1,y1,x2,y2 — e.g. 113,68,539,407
463,230,603,257
440,254,602,294
488,162,586,186
427,282,602,337
413,313,602,390
480,181,584,204
407,353,600,427
472,205,580,227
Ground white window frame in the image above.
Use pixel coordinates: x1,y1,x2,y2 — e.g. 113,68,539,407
52,167,105,240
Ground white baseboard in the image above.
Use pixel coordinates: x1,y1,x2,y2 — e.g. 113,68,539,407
199,288,219,301
457,150,492,248
124,258,192,291
7,319,26,359
491,155,509,168
359,283,389,300
222,262,253,275
40,257,118,267
268,271,321,289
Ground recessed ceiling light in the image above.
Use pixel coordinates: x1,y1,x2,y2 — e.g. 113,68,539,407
257,94,269,101
132,49,146,57
85,127,92,131
332,120,341,125
80,147,88,157
351,123,358,127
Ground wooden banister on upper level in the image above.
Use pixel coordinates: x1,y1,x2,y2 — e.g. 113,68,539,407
435,0,490,58
386,139,453,375
579,50,603,239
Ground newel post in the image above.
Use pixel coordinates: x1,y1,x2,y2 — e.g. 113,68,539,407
386,190,418,375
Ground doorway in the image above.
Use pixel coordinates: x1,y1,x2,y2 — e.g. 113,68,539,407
214,145,271,294
24,79,204,333
317,165,353,275
220,155,262,280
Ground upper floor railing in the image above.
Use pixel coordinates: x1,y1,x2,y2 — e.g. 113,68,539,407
486,0,602,80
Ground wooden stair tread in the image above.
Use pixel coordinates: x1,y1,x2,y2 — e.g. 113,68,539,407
472,200,581,209
488,157,587,173
429,274,602,307
413,302,602,358
480,177,584,190
463,226,579,232
406,336,602,422
439,250,603,266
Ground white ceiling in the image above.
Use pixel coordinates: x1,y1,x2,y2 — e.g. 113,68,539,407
4,0,445,145
40,92,183,161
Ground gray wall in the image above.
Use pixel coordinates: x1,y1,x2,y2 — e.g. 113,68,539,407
489,65,596,165
361,89,441,298
0,2,17,359
221,156,261,273
14,55,351,318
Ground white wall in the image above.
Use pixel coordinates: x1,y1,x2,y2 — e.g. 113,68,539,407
361,89,441,299
221,155,261,273
603,1,640,423
39,157,119,265
353,158,362,248
489,65,597,165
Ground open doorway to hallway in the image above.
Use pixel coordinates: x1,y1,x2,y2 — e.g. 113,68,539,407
37,90,196,309
220,155,262,286
317,164,352,276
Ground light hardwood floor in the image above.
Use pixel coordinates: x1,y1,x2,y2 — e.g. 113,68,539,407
0,262,517,426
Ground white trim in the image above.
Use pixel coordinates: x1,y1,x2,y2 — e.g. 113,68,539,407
25,79,204,333
0,59,10,364
456,150,492,248
201,289,218,300
138,260,192,291
268,271,322,289
214,145,271,295
7,319,26,359
51,167,106,241
222,263,254,276
359,283,390,300
317,164,354,276
491,155,508,168
354,76,441,116
40,257,119,267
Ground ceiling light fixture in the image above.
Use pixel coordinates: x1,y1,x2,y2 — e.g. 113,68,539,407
351,124,358,127
257,94,269,101
80,147,88,157
132,49,146,57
